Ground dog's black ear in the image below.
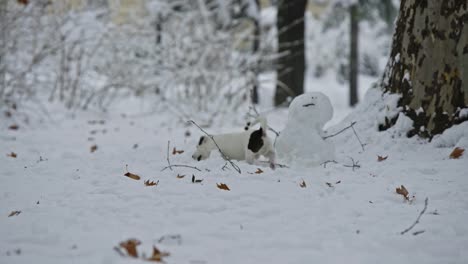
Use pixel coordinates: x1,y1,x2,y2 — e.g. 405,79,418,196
198,136,205,145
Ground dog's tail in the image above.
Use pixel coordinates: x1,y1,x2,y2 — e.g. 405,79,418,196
244,116,268,136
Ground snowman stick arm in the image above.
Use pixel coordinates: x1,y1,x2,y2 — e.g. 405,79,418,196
322,121,357,139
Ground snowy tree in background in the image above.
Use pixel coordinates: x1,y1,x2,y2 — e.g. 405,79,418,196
380,0,468,137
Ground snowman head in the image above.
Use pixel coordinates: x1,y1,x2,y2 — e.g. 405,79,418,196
287,92,333,129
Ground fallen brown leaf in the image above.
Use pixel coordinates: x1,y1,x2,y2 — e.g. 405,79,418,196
7,152,17,158
90,145,98,153
191,174,203,183
119,239,141,258
176,174,185,179
172,147,184,155
17,0,29,5
147,246,170,262
8,211,21,217
125,172,141,180
377,155,388,162
124,165,141,180
396,185,409,200
449,147,465,159
8,124,19,130
255,168,264,174
299,180,306,188
217,183,230,191
144,180,159,186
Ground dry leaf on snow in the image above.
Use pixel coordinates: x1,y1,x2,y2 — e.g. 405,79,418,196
147,246,170,262
124,165,141,180
176,174,185,179
396,185,409,200
449,147,464,159
7,152,17,158
172,147,184,155
90,145,98,153
8,124,19,130
299,180,307,188
144,180,159,186
255,168,264,174
8,211,21,217
119,239,141,258
377,155,388,162
191,175,203,183
217,183,230,191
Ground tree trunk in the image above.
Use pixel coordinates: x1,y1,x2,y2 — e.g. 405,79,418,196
274,0,307,106
381,0,468,138
349,4,359,107
251,0,260,104
0,0,7,99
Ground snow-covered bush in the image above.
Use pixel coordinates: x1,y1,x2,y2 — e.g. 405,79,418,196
92,0,264,125
0,1,107,115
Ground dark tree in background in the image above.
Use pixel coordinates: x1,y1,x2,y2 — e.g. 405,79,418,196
381,0,468,137
349,3,359,106
275,0,307,106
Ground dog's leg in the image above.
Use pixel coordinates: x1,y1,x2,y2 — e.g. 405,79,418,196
245,150,256,165
266,150,276,170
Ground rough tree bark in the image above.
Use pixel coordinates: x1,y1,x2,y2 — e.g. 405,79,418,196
275,0,307,106
381,0,468,138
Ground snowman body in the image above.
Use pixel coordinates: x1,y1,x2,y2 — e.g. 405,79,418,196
276,92,335,167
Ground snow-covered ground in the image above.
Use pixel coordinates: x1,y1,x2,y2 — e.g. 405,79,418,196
1,76,468,263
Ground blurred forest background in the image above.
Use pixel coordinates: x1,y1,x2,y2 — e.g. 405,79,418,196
0,0,399,125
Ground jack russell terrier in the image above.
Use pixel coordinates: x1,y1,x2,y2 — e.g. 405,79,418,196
192,117,276,169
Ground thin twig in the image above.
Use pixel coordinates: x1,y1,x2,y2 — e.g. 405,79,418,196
351,125,365,151
161,164,202,172
188,120,241,174
343,157,360,171
401,197,429,235
323,121,357,139
321,160,338,168
323,121,365,151
166,141,173,171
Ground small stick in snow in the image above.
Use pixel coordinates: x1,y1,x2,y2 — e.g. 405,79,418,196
401,197,429,235
321,160,338,168
161,164,202,172
351,124,365,151
161,141,202,172
166,141,172,171
188,120,241,174
323,121,365,151
343,157,360,171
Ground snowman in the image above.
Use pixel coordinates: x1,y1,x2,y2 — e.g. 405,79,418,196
275,92,335,167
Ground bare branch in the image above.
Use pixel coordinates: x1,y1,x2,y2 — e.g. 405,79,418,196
323,121,365,151
161,164,202,172
166,141,173,171
343,157,360,171
320,160,338,168
401,197,429,235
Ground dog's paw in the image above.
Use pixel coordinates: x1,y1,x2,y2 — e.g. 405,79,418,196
269,162,276,170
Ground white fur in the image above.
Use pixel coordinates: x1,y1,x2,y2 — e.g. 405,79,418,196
192,117,276,169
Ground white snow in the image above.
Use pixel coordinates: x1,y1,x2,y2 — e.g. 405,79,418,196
2,86,468,264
